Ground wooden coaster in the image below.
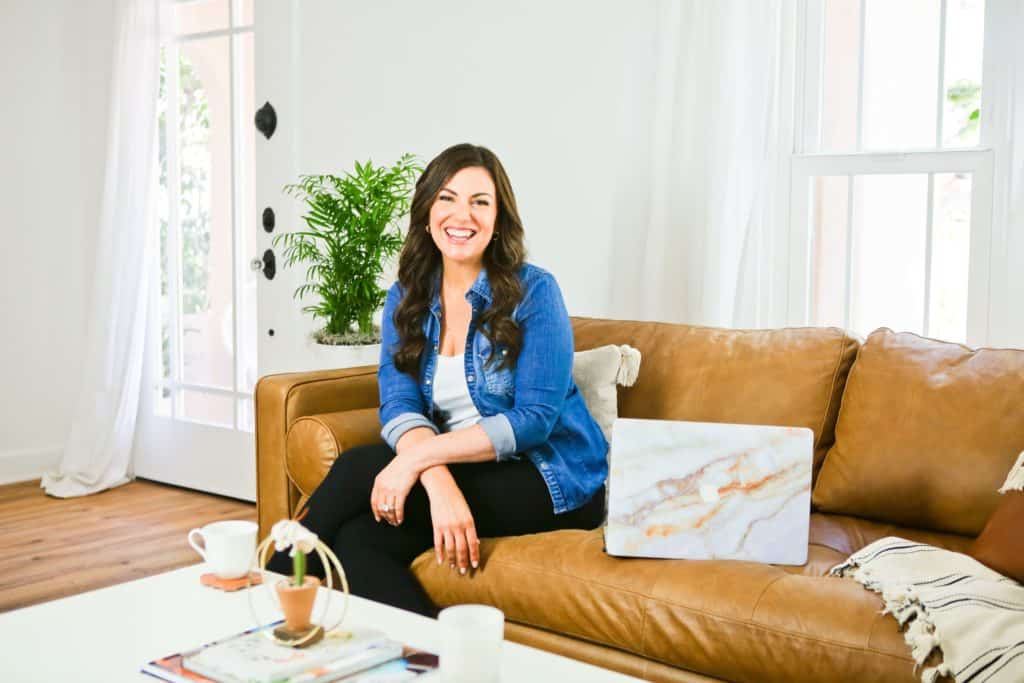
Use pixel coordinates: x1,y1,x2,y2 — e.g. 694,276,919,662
200,572,263,592
273,624,324,648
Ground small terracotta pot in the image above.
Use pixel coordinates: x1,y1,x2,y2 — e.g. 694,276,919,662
275,576,320,631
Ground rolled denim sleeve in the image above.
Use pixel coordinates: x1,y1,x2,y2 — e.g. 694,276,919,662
499,273,574,454
381,411,439,451
476,413,518,461
377,282,437,448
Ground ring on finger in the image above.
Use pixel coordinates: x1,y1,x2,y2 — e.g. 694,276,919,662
380,503,392,513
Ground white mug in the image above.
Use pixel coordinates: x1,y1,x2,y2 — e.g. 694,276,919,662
439,605,504,683
187,520,257,579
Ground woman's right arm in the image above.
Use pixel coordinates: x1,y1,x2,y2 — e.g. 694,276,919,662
377,283,478,572
378,282,439,449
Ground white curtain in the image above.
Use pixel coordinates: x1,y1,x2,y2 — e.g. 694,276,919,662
41,0,161,497
609,0,797,328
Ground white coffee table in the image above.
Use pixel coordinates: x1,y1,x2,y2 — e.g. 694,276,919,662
0,563,643,682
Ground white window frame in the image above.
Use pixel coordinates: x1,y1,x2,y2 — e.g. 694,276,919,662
787,0,996,347
158,0,255,430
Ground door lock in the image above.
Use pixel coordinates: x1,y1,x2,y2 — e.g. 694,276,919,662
251,249,276,280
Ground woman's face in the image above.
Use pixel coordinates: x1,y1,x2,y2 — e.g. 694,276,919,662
427,166,497,270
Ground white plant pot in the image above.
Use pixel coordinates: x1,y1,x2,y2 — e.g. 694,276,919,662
304,340,381,372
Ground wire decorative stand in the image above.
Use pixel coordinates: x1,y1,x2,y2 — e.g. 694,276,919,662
246,536,351,647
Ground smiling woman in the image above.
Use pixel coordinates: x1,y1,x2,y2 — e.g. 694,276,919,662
266,143,610,617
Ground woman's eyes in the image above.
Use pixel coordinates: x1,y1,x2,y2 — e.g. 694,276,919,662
438,195,490,207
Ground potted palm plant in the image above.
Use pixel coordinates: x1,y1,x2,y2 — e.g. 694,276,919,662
275,153,422,365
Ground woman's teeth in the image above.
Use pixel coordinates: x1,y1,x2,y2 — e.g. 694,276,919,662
444,228,476,243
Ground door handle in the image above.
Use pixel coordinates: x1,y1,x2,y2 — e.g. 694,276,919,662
255,101,277,139
251,249,276,280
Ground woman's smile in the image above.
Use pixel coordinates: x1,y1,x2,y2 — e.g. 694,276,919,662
443,226,477,244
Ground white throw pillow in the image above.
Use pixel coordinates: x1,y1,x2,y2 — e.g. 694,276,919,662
572,344,642,442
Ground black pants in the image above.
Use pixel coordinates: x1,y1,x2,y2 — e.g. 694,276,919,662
267,443,605,617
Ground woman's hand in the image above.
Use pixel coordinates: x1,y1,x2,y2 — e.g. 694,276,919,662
421,466,480,575
370,455,421,526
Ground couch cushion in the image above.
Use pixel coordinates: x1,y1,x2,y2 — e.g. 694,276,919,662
571,318,859,483
412,513,964,683
572,344,641,444
812,329,1024,535
285,408,383,497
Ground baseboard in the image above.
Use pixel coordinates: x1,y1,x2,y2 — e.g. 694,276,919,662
0,446,62,485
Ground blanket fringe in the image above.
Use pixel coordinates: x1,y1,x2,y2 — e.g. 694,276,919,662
922,662,953,683
998,450,1024,493
906,617,940,663
833,554,947,683
615,345,641,386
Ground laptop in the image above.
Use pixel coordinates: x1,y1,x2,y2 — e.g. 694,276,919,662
604,418,813,565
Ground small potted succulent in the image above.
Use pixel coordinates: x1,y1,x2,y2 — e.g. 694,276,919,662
270,519,320,634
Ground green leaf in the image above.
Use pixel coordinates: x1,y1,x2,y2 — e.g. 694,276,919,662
277,153,424,332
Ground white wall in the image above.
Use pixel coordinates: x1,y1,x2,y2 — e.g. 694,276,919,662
0,0,116,483
256,0,661,377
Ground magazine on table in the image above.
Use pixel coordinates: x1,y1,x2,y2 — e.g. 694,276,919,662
140,620,439,683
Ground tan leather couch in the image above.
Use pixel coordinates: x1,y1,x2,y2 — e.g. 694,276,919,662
255,318,1024,682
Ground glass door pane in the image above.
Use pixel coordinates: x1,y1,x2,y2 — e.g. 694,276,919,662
178,36,234,392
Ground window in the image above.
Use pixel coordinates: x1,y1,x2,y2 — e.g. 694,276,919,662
156,0,256,430
790,0,991,345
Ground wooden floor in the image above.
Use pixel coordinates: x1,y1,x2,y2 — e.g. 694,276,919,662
0,478,256,613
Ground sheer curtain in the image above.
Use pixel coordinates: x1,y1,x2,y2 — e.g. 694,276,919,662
609,0,797,328
41,0,161,497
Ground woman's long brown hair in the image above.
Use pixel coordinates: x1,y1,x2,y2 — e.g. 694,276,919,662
392,143,526,376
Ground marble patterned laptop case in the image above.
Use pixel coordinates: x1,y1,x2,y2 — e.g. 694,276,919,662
605,418,812,565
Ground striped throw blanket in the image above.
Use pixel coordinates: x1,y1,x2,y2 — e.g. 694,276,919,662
831,539,1024,682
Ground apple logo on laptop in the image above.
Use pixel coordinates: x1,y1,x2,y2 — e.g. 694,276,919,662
699,483,721,503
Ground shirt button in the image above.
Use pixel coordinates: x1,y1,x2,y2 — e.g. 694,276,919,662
502,349,508,356
425,379,432,385
433,345,439,351
467,375,475,382
540,463,549,469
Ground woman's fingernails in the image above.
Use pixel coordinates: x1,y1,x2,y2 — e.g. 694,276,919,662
460,567,466,575
472,561,479,569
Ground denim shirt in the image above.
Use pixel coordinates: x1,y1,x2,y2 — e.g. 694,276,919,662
377,263,609,514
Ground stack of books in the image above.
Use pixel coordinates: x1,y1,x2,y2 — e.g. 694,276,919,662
142,622,438,683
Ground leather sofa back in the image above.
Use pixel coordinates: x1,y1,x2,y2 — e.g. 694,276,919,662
812,329,1024,535
571,318,859,483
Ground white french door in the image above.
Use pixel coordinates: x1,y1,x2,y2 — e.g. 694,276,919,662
134,0,258,501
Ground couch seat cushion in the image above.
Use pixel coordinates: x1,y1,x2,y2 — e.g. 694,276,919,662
412,513,970,683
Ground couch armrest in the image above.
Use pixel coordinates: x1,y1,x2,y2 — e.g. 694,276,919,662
254,365,379,541
287,408,384,499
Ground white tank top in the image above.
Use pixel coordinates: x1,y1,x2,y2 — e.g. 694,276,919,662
432,354,483,432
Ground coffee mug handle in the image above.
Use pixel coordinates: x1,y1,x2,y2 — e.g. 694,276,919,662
187,528,207,562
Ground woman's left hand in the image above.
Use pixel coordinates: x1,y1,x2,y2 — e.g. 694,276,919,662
370,455,422,526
